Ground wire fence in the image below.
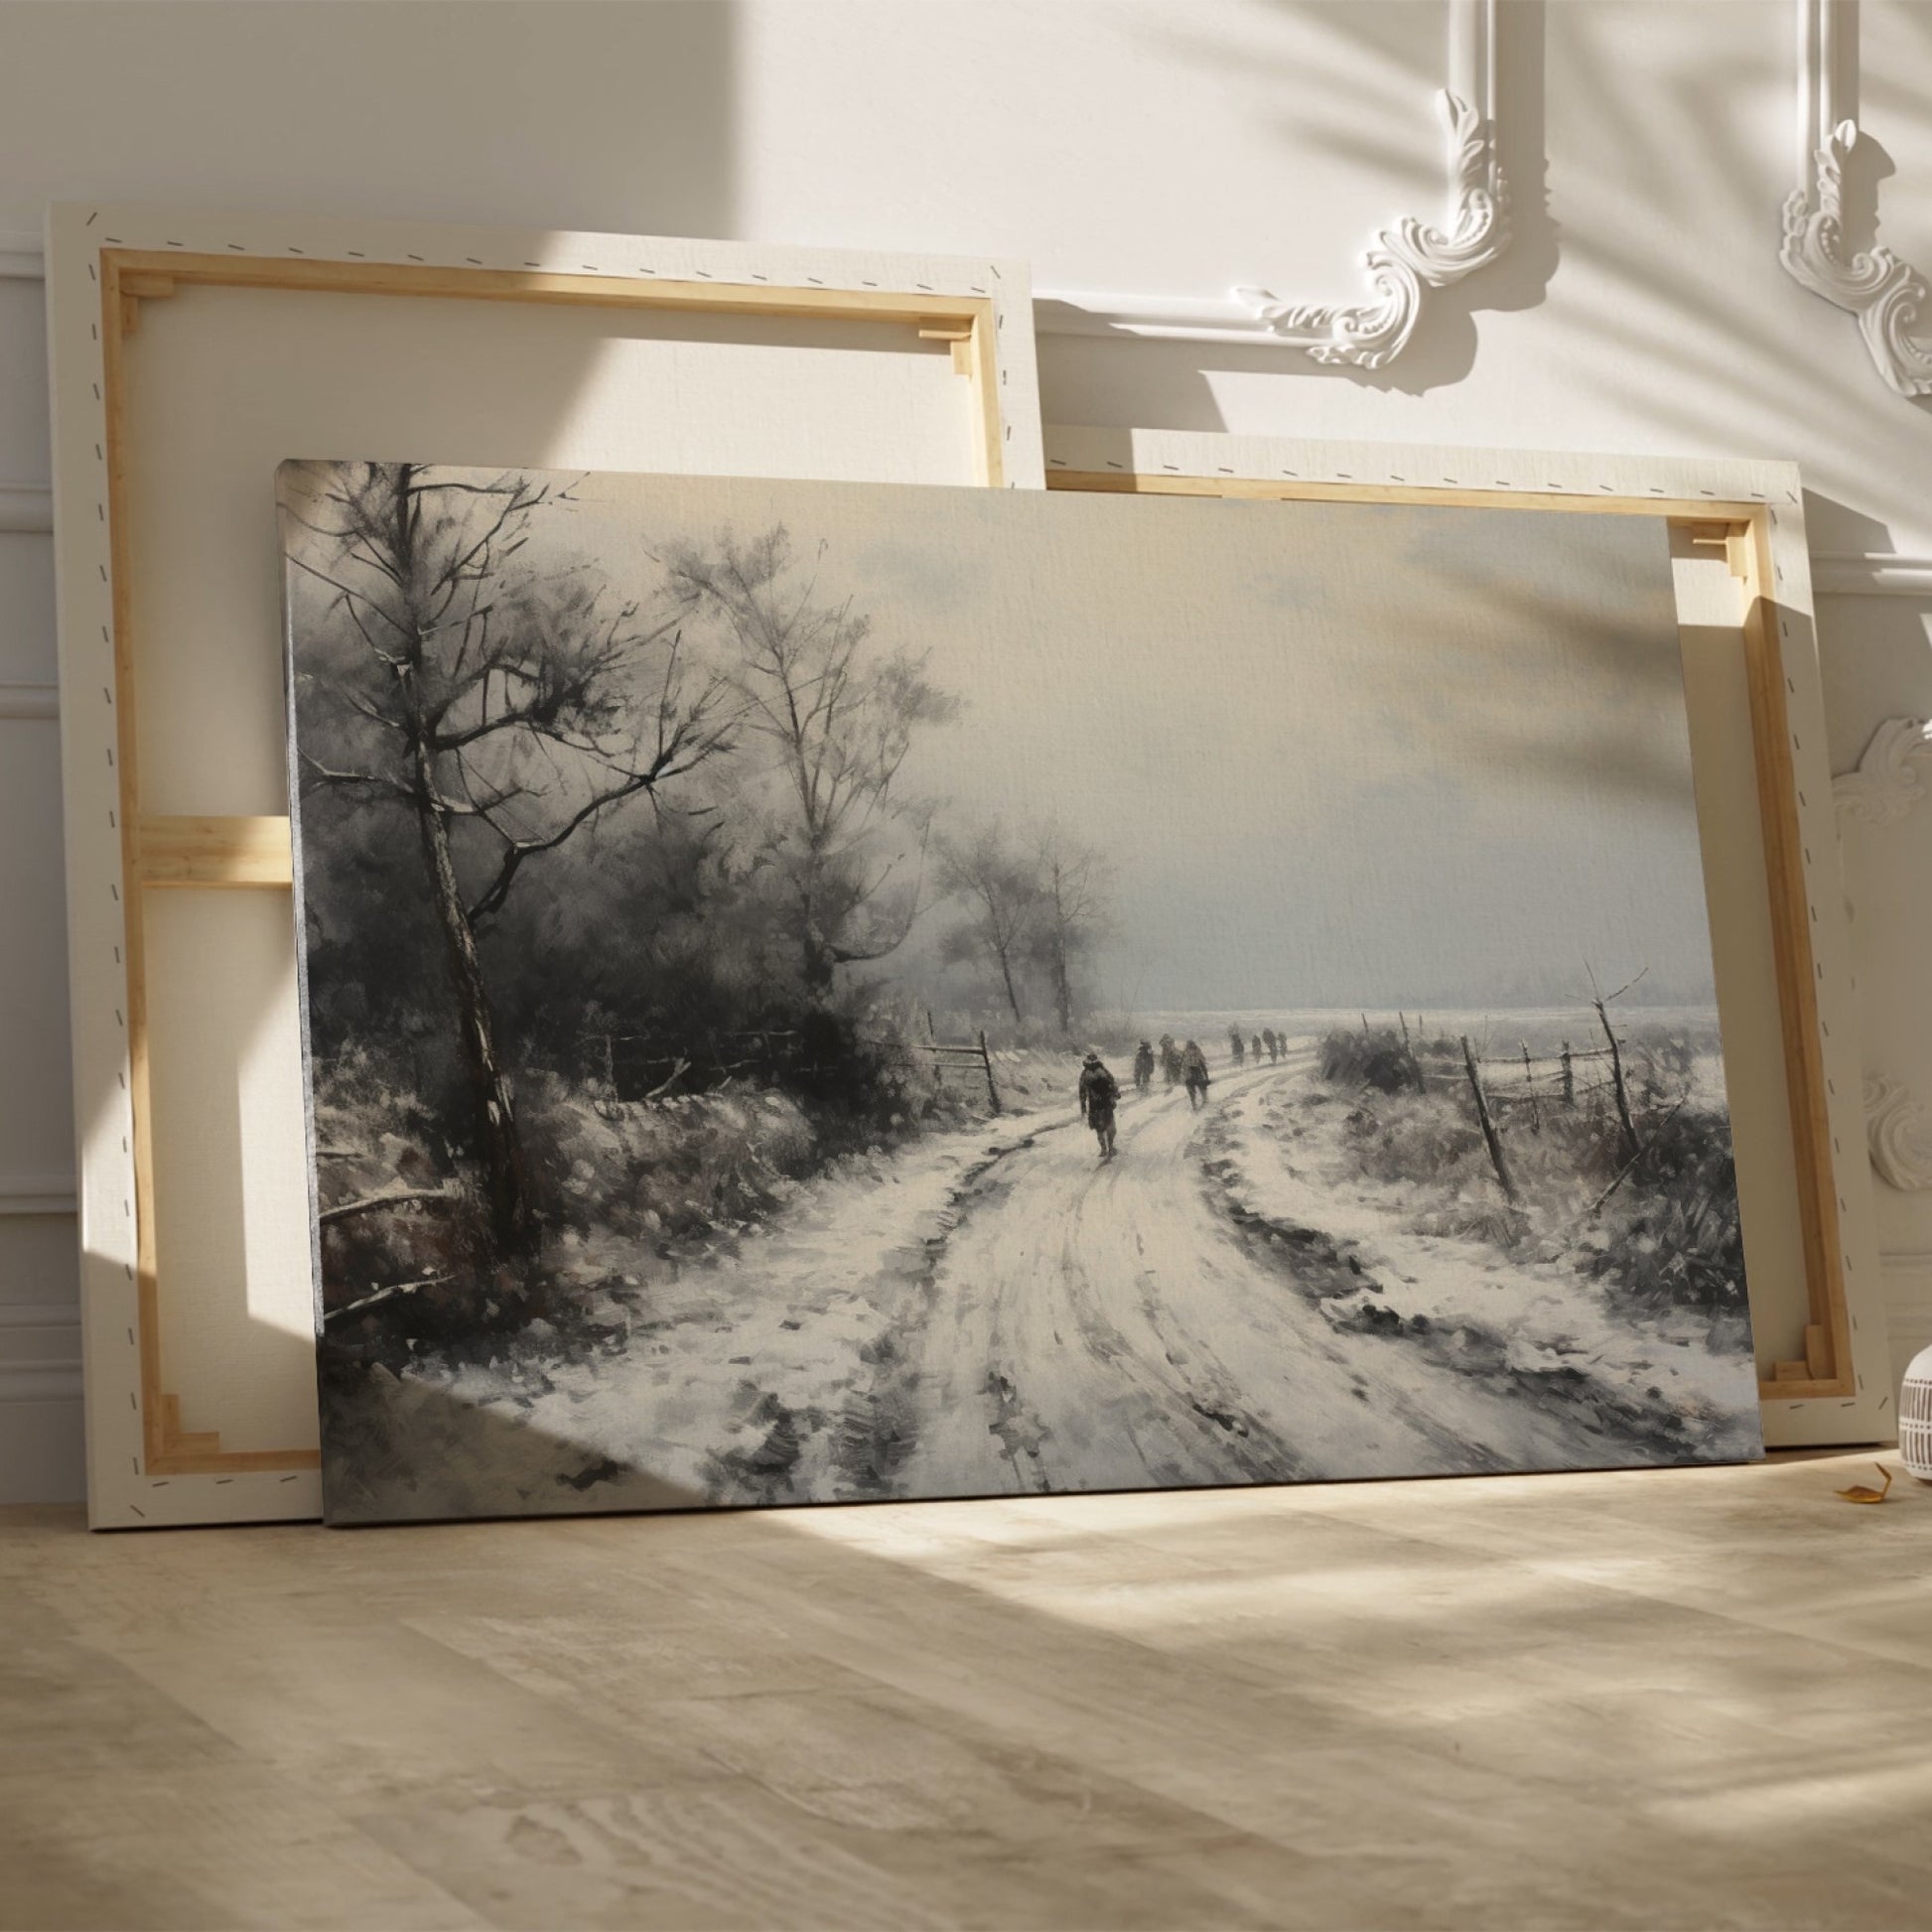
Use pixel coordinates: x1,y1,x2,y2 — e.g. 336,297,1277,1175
1356,1003,1683,1208
590,1021,1002,1112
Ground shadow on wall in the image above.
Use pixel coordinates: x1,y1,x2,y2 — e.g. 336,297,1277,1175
1533,2,1932,452
1036,0,1554,418
0,3,738,241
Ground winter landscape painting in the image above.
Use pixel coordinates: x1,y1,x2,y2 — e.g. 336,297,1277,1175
282,461,1763,1524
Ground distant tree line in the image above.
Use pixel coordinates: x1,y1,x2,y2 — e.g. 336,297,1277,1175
938,820,1111,1032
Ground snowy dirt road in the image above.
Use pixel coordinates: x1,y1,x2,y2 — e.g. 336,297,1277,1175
878,1052,1685,1501
341,1043,1752,1522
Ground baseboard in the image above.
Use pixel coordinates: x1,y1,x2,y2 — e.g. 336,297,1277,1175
0,1396,84,1505
0,1300,85,1504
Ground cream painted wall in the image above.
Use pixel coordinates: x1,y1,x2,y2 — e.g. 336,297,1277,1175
2,0,1928,1502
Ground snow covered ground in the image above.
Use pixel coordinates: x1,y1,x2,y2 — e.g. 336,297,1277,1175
324,1043,1762,1523
1203,1047,1761,1464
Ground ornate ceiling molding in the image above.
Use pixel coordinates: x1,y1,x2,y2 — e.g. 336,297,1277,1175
1035,0,1509,366
1780,0,1932,399
1834,717,1932,825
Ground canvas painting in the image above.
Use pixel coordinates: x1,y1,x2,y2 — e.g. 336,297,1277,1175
282,461,1763,1523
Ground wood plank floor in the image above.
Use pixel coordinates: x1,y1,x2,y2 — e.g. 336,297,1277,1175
4,1450,1931,1930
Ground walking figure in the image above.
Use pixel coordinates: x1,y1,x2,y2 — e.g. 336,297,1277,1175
1182,1038,1211,1111
1263,1027,1280,1064
1250,1032,1264,1065
1228,1026,1246,1067
1159,1034,1181,1089
1133,1038,1156,1095
1078,1050,1120,1160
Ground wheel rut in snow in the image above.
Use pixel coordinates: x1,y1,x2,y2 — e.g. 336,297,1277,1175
894,1076,1329,1495
829,1118,1074,1498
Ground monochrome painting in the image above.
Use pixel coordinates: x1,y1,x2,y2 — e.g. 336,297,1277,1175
282,461,1763,1524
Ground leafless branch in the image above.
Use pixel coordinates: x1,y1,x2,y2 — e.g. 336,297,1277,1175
318,1186,464,1224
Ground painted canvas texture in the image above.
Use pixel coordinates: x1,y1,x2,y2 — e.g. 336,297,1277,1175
281,461,1764,1524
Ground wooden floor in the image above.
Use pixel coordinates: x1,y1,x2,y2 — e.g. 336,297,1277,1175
4,1450,1931,1930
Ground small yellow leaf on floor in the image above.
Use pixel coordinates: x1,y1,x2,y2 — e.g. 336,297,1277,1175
1835,1463,1894,1504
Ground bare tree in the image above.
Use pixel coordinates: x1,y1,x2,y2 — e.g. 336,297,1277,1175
938,824,1040,1026
662,527,955,995
1028,824,1113,1036
288,462,735,1253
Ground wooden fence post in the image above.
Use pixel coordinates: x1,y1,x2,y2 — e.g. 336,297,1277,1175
1520,1040,1540,1131
1461,1035,1517,1203
1593,999,1640,1161
1399,1012,1425,1092
1561,1040,1574,1105
979,1030,1001,1114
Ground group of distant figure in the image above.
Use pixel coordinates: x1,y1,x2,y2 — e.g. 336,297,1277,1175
1081,1025,1294,1160
1224,1026,1286,1069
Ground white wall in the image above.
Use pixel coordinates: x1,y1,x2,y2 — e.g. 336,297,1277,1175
3,0,1928,1502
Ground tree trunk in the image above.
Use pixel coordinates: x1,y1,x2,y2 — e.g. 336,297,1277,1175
799,932,836,998
414,740,537,1256
796,864,837,996
997,948,1025,1025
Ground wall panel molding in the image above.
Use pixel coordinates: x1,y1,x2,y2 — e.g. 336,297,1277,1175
0,230,42,281
0,683,57,721
1781,0,1932,398
0,1302,82,1409
0,482,55,532
1035,0,1508,365
0,1174,78,1217
1811,553,1932,597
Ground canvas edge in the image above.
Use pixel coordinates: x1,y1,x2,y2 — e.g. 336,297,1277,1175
48,199,1047,1529
277,467,336,1526
1040,424,1890,1452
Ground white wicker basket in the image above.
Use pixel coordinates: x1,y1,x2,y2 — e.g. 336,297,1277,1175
1901,1344,1932,1481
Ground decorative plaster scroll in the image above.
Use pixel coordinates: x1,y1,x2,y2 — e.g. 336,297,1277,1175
1781,0,1932,399
1838,719,1932,1193
1834,717,1932,825
1864,1073,1932,1190
1236,92,1508,369
1035,0,1509,364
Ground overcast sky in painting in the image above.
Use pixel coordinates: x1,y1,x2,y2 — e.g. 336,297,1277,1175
445,467,1715,1013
